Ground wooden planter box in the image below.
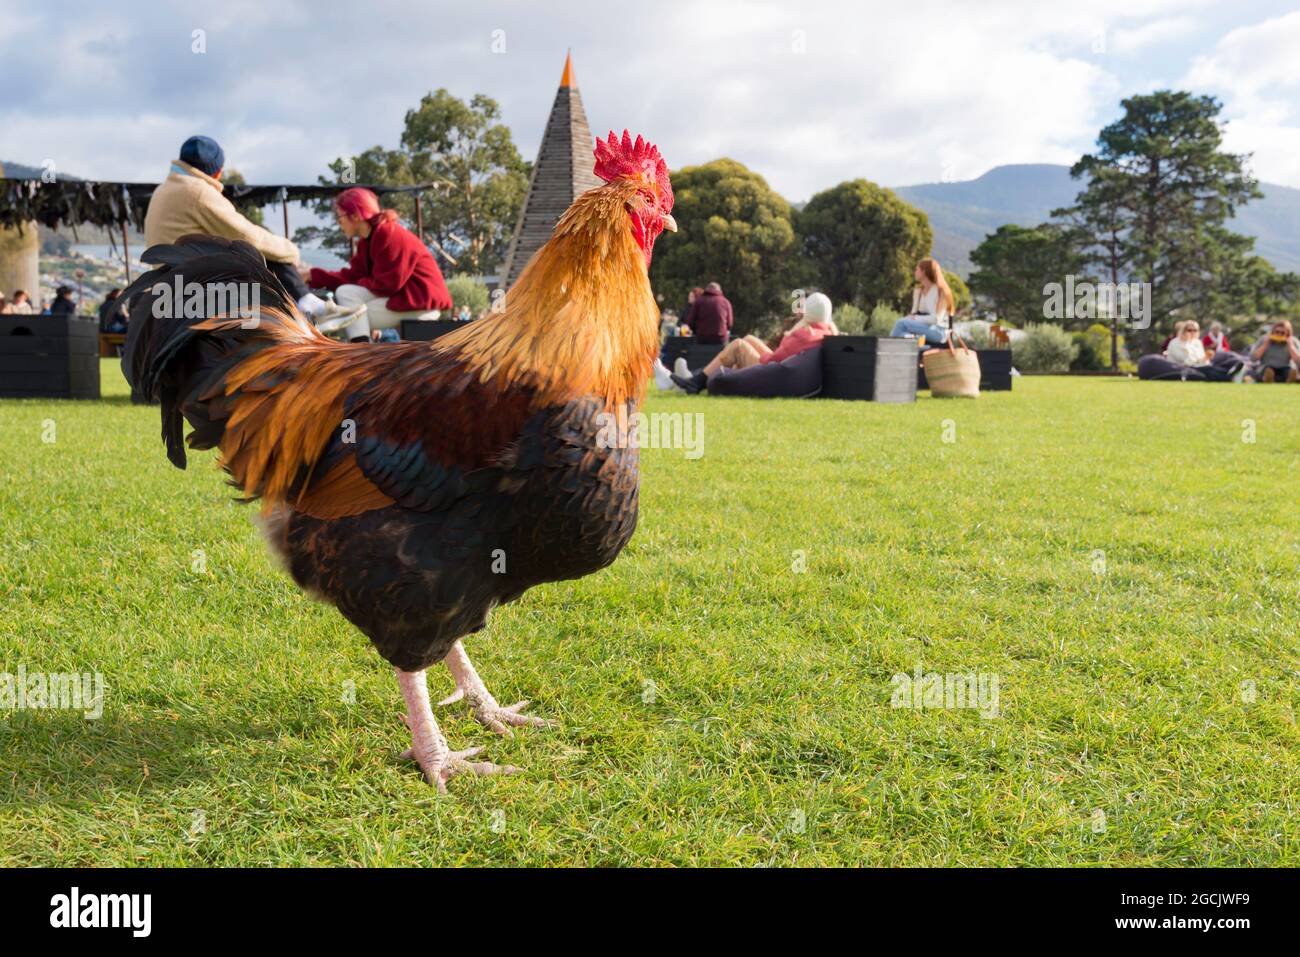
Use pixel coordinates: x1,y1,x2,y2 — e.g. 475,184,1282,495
0,316,100,399
917,348,1013,392
399,319,465,342
819,336,917,402
661,336,726,370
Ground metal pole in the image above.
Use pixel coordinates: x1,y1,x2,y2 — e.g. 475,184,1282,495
415,192,424,244
283,200,290,238
122,222,131,284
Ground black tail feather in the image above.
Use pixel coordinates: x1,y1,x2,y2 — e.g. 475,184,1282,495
120,234,304,469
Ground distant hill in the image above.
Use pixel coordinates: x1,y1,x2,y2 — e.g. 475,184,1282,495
9,157,1297,278
892,163,1300,277
0,159,59,180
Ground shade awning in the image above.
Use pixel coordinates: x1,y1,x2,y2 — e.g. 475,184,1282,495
0,178,437,232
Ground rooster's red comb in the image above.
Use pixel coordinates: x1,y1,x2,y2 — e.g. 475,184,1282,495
594,130,672,206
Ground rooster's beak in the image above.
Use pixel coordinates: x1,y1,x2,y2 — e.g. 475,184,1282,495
661,213,678,233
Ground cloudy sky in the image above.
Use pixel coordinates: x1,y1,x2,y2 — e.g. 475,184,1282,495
2,0,1298,201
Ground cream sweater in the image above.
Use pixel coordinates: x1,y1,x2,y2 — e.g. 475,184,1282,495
1165,336,1208,366
143,160,299,264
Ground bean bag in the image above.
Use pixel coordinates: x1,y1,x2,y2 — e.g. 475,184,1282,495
1137,352,1244,382
1138,354,1208,381
707,345,823,398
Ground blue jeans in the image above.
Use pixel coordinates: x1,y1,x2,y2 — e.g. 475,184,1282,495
891,318,948,345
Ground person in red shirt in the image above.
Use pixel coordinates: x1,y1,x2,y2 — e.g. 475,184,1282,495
301,188,452,341
1202,321,1232,355
671,292,837,394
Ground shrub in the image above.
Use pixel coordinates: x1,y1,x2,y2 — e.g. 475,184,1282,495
867,302,901,335
445,275,490,315
1017,323,1078,372
1071,331,1106,371
1078,322,1128,370
959,320,1005,350
835,303,869,334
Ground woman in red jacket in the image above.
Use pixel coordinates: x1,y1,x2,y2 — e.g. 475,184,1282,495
300,188,452,341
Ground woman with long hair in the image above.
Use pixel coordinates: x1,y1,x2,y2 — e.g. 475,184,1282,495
301,187,453,341
890,258,955,346
678,286,703,334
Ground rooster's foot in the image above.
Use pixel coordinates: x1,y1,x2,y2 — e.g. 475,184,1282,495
471,699,554,737
440,640,555,737
396,667,522,793
398,741,521,793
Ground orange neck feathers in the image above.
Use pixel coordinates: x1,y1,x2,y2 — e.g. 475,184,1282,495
435,181,661,411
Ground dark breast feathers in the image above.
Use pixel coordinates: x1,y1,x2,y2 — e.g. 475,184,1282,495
271,391,641,673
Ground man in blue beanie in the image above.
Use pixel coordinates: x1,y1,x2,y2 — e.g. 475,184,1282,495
144,135,359,326
179,134,224,177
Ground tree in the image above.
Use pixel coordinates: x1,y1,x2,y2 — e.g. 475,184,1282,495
648,159,797,334
1053,167,1130,369
1209,250,1300,322
945,270,971,315
222,169,264,226
296,90,529,276
400,91,530,275
1070,90,1261,348
795,179,932,313
968,223,1083,327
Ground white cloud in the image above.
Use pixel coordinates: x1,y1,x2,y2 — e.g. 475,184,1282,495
1183,11,1300,186
0,0,1296,204
1110,17,1197,55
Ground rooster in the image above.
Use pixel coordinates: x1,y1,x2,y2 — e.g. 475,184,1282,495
121,131,676,791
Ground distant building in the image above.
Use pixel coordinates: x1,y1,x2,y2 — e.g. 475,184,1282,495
499,52,602,291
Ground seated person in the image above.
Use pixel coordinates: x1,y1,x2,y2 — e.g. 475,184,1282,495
1202,321,1232,355
302,188,452,342
3,290,34,315
1138,320,1246,382
98,288,128,333
670,292,837,395
1248,320,1300,383
144,135,357,326
890,257,954,346
678,287,701,333
1164,320,1209,366
49,285,77,316
686,282,733,344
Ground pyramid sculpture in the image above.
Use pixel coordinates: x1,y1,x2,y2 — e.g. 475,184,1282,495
499,52,602,289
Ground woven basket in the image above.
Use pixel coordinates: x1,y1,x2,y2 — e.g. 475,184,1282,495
922,334,980,398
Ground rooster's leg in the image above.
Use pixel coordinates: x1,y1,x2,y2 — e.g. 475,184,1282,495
437,640,554,737
395,668,520,792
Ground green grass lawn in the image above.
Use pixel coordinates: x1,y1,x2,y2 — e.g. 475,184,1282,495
1,359,1298,866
